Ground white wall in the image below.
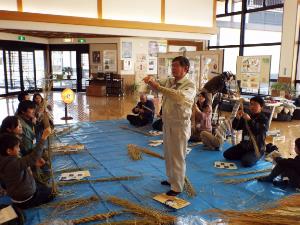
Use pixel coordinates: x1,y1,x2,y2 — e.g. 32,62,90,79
23,0,98,18
279,0,298,78
0,20,212,41
0,32,48,44
165,0,214,27
102,0,161,23
0,0,17,11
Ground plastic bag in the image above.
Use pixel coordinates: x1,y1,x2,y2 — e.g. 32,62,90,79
176,216,226,225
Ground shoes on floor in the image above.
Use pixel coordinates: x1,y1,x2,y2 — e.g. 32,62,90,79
166,190,181,196
161,180,171,186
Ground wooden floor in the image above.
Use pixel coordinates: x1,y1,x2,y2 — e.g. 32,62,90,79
0,92,299,157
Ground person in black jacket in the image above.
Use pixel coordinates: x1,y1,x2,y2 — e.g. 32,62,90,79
0,128,54,209
258,138,300,188
202,71,234,105
223,96,268,167
127,93,155,127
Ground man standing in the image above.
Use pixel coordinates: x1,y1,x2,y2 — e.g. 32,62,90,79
144,56,196,196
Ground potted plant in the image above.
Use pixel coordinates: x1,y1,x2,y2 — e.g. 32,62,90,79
271,82,296,99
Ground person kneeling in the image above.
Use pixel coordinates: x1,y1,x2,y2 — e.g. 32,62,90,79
0,127,55,209
258,138,300,188
127,94,155,127
223,96,268,167
200,119,232,151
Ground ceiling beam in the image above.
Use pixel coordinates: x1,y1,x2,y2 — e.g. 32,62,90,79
97,0,102,19
17,0,23,12
161,0,165,23
0,10,217,34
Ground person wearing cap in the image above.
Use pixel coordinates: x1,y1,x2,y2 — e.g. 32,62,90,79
223,96,268,167
127,93,155,127
202,71,234,105
143,56,196,196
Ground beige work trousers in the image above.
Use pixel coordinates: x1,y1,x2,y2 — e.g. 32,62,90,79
200,131,222,150
163,120,191,192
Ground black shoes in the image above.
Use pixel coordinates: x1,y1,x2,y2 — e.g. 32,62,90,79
166,190,181,196
161,180,171,186
257,176,273,182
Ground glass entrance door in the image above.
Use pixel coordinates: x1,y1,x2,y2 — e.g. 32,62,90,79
51,51,77,90
80,53,89,91
0,50,6,95
5,50,22,94
21,51,36,91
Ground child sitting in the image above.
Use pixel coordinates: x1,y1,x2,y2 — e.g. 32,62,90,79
190,104,212,142
0,127,54,209
200,118,232,150
258,138,300,188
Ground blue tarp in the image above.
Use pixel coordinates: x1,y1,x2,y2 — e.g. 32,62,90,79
0,120,294,224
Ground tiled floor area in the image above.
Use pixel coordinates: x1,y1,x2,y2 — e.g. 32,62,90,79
0,92,299,157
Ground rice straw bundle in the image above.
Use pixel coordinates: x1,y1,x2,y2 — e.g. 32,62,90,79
52,149,85,155
54,167,96,175
127,144,164,160
106,196,176,225
44,195,99,211
128,144,143,160
58,176,140,186
217,168,272,177
184,177,197,197
120,126,153,136
208,195,300,225
96,219,158,225
223,175,268,184
55,126,80,136
71,211,121,224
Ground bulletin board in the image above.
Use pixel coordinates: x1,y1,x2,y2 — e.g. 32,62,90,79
236,55,271,94
157,50,224,90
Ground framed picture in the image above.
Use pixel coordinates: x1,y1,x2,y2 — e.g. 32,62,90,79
92,51,101,63
122,42,132,59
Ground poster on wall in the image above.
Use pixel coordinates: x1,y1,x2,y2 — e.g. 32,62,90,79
103,50,117,72
123,59,133,71
236,55,271,94
148,41,159,57
241,57,261,73
122,42,132,59
200,54,219,86
148,57,157,74
92,51,101,63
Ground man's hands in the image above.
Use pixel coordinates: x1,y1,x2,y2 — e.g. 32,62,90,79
143,76,159,90
236,109,251,121
41,127,52,140
35,158,46,167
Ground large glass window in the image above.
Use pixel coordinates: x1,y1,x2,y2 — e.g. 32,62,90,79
35,50,45,89
21,51,35,90
209,0,284,94
5,51,21,93
245,8,283,44
0,50,5,95
51,51,77,89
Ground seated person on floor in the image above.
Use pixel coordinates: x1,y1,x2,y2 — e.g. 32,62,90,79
0,116,23,137
223,96,268,167
190,104,212,142
200,118,232,151
33,93,54,139
17,91,30,102
152,107,163,131
16,100,37,156
258,138,300,189
0,128,54,209
127,93,155,127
